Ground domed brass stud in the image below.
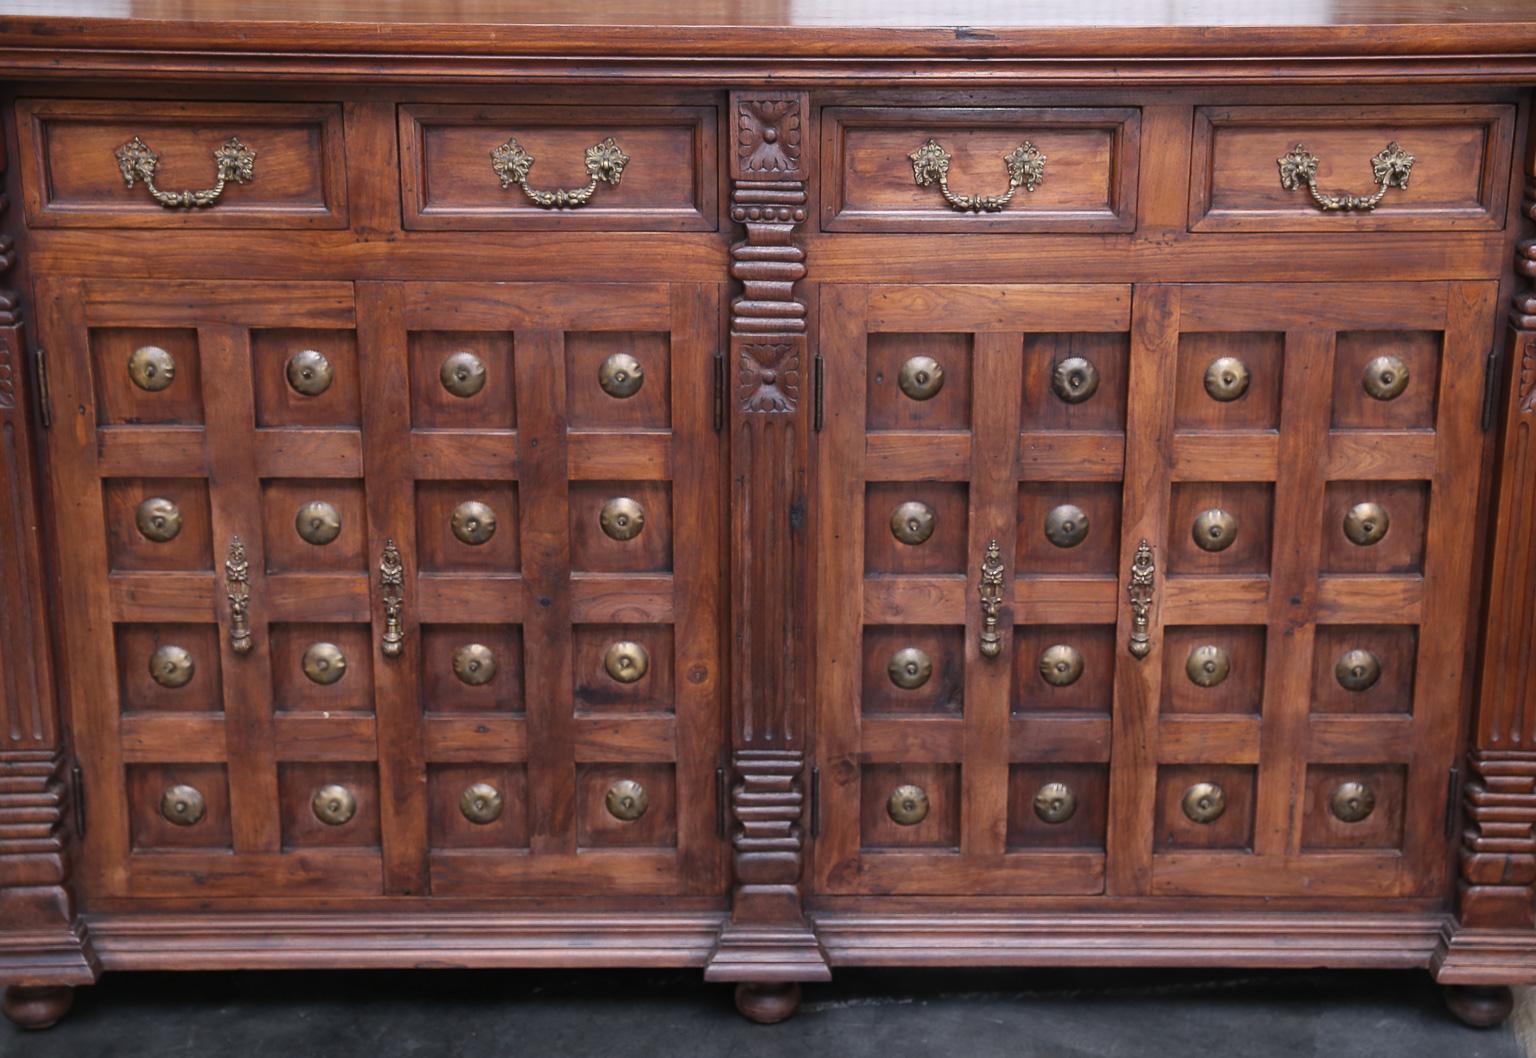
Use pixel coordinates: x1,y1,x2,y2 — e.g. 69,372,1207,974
1038,644,1084,687
451,500,496,545
598,352,645,399
1343,502,1389,546
1329,780,1376,824
887,646,933,690
897,355,945,401
1192,508,1238,553
1181,781,1226,824
128,345,177,392
605,779,648,821
285,349,334,397
295,501,341,545
1186,644,1231,688
148,644,195,689
312,783,357,826
440,351,487,398
599,497,646,542
1051,357,1100,404
604,640,650,684
890,501,936,546
1044,504,1089,548
452,643,497,686
1032,781,1079,824
459,782,504,825
160,784,206,827
1363,355,1409,401
301,641,348,685
1203,357,1250,402
135,496,183,543
886,783,930,826
1335,648,1382,692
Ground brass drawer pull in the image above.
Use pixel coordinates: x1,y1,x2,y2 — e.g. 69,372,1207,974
380,539,405,658
1127,538,1154,660
224,536,252,655
978,538,1005,658
1277,141,1414,213
490,136,629,209
115,136,256,210
909,138,1046,214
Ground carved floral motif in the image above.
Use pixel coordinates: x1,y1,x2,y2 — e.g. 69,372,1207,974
737,99,802,176
737,343,799,413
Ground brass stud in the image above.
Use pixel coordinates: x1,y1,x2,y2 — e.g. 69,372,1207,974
451,500,497,545
1186,644,1231,688
301,642,348,685
1192,508,1239,553
1044,504,1089,549
897,355,945,401
887,646,933,690
128,345,177,392
605,779,648,821
295,501,342,546
135,496,183,543
285,349,334,397
890,501,936,546
887,783,930,826
440,351,487,398
459,782,504,825
148,644,195,689
1051,357,1100,404
160,784,206,826
1343,502,1389,546
598,352,645,398
604,640,650,684
1335,648,1382,692
452,643,497,686
1329,780,1377,823
1363,355,1409,401
312,783,357,826
1203,357,1251,402
1181,781,1227,824
599,497,646,542
1038,644,1084,687
1032,781,1079,824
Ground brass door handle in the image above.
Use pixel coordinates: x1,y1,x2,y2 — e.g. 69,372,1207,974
379,539,405,658
1277,141,1414,212
115,136,256,209
909,138,1046,213
1127,538,1154,660
224,537,252,655
490,136,629,209
978,539,1005,658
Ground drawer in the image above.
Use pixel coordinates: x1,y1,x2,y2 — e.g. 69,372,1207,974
399,104,717,231
16,99,348,229
821,106,1140,233
1189,104,1516,232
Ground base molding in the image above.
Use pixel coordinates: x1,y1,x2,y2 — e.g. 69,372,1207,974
0,920,98,987
1432,919,1536,984
705,923,832,983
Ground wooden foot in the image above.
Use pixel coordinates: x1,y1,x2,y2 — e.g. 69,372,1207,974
733,981,802,1024
2,985,75,1030
1443,984,1514,1028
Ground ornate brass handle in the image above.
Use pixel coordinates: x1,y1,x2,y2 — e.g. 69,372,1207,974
1127,538,1154,660
978,538,1005,658
490,136,629,209
909,138,1046,213
225,537,252,655
115,136,256,210
1277,141,1414,213
379,539,404,658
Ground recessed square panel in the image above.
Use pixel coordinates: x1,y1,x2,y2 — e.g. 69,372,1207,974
866,332,973,432
128,763,232,850
1173,332,1283,432
865,482,968,575
1311,625,1418,715
1022,332,1129,432
576,763,677,849
262,478,367,573
1167,482,1274,576
410,331,516,430
1012,624,1115,715
278,761,380,849
1302,763,1406,851
416,481,520,573
862,625,964,716
860,763,960,850
1321,480,1428,574
104,477,213,572
1332,331,1440,430
1161,625,1266,715
1007,763,1109,850
573,624,675,715
421,624,525,714
269,623,374,714
91,327,204,426
1154,764,1255,851
253,328,361,427
569,481,673,574
428,763,530,850
1016,482,1121,576
566,331,671,430
116,623,223,713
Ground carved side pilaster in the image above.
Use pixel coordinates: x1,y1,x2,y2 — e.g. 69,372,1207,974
707,91,828,987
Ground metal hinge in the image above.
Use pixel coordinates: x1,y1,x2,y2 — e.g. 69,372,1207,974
33,346,51,428
70,763,85,837
715,765,728,837
1481,345,1503,432
712,352,725,433
814,354,825,432
1445,765,1462,839
809,766,821,837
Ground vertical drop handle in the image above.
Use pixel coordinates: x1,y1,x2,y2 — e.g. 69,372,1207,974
380,539,404,658
978,538,1005,659
1127,538,1155,660
225,536,252,655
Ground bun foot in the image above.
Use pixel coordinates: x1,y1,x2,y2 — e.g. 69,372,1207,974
2,985,75,1030
733,981,802,1024
1443,984,1514,1028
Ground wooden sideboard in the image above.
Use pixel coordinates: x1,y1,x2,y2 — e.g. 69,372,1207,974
3,0,1536,1032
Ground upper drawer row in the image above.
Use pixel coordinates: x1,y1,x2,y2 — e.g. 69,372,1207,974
15,99,1517,235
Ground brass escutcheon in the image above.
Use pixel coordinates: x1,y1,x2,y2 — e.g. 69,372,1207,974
128,345,177,392
1052,357,1100,404
605,779,649,821
312,783,357,826
160,784,206,827
890,501,936,546
451,500,497,545
1044,504,1089,548
148,644,195,689
1363,355,1410,401
599,497,646,542
1182,781,1227,824
599,352,645,398
302,642,348,685
1329,780,1376,823
1038,644,1084,687
1203,357,1251,402
459,782,504,825
887,646,933,690
1335,648,1382,692
1186,644,1231,688
887,783,930,826
135,496,183,543
1343,502,1389,546
1192,508,1239,553
440,351,487,398
604,640,650,684
1033,781,1078,824
897,355,945,401
295,501,342,545
452,643,497,686
285,349,333,397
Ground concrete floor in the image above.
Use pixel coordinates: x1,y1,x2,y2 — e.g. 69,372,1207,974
0,967,1522,1058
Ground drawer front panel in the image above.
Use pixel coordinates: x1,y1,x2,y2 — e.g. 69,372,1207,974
399,104,718,231
1190,104,1515,232
822,107,1140,233
17,99,348,229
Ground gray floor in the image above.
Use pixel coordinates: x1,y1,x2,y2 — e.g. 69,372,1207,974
0,967,1521,1058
